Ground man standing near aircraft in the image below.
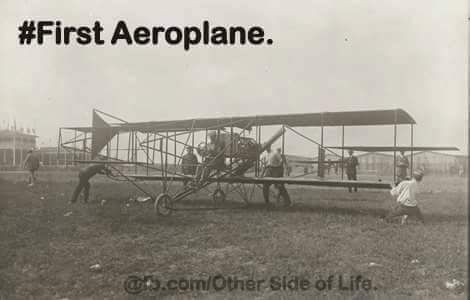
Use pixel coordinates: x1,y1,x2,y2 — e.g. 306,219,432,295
23,149,40,186
196,131,225,184
345,149,359,192
397,151,409,183
384,169,425,224
276,147,289,176
327,159,333,175
262,147,291,206
181,147,198,187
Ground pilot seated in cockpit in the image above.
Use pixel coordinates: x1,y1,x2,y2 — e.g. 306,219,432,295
194,131,226,186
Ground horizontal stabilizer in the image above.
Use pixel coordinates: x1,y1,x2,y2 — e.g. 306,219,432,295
326,146,459,152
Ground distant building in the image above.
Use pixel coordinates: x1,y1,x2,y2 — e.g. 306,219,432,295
288,153,342,176
411,151,467,176
36,146,90,166
356,152,394,176
356,151,467,176
288,150,467,177
284,154,314,175
0,129,37,166
0,126,90,167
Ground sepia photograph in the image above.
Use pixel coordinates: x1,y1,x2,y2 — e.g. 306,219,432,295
0,1,468,299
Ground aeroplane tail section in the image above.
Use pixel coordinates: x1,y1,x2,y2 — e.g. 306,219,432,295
91,110,118,158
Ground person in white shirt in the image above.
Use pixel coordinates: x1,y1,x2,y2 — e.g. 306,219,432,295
385,169,425,224
260,149,270,171
262,147,291,206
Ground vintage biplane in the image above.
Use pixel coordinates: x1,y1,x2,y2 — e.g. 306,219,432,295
58,108,457,216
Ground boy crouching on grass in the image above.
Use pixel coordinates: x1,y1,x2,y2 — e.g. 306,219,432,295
384,169,425,224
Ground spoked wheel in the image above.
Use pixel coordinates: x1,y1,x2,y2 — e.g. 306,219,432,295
154,193,173,216
212,188,226,203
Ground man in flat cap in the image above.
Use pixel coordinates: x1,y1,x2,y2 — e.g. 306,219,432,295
385,169,425,224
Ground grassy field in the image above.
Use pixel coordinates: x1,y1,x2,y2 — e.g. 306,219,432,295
0,170,467,299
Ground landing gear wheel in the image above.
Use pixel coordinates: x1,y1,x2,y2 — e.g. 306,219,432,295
212,188,226,203
154,193,172,216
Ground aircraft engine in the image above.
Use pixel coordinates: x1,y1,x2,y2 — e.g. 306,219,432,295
196,127,285,160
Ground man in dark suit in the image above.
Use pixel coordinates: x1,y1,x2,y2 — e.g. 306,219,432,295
345,149,359,192
70,163,111,204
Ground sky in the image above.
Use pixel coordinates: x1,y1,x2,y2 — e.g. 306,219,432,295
0,0,467,156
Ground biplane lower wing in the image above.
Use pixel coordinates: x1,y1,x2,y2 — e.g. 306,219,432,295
326,146,459,152
126,175,391,189
289,159,342,164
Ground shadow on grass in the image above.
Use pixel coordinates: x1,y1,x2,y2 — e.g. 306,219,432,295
238,202,389,217
78,193,467,227
130,212,207,227
237,203,468,223
421,213,467,223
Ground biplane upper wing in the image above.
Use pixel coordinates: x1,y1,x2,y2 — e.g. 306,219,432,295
63,108,416,134
119,108,415,132
65,109,418,159
126,175,391,189
326,146,459,152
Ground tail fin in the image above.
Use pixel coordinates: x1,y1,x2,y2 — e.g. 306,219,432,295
91,110,117,159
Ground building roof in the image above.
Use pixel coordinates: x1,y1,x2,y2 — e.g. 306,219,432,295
0,129,37,138
37,146,58,152
410,151,468,158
